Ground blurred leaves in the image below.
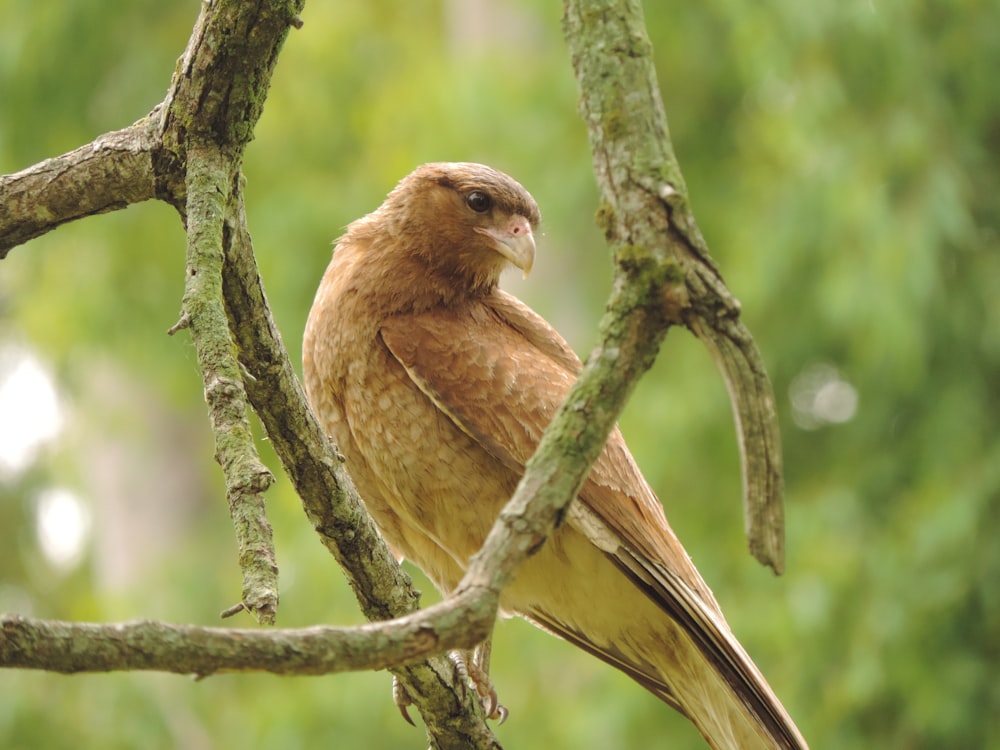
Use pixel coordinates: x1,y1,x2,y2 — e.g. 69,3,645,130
1,0,998,747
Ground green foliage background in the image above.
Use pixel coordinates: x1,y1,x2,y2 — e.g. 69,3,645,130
2,0,998,747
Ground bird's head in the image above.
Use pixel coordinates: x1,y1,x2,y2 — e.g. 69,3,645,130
374,162,541,296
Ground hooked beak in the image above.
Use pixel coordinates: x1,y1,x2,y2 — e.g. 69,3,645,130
475,215,535,278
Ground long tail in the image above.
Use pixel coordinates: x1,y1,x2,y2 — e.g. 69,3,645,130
609,544,809,749
548,497,809,750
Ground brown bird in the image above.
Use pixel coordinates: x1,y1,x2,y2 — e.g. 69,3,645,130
303,162,808,749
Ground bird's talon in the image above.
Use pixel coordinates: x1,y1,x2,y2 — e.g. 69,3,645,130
397,703,415,727
493,703,509,725
450,648,508,722
481,686,497,718
392,675,416,726
474,680,500,719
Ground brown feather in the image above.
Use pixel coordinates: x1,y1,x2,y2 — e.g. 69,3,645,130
303,163,807,749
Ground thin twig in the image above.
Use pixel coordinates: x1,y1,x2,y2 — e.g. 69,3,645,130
181,142,278,624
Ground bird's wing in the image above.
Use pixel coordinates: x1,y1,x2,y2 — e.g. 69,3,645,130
381,290,709,595
380,290,805,749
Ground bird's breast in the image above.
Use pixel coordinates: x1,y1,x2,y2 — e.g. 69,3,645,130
305,304,519,590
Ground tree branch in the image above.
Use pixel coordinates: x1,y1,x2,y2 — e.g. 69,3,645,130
219,180,420,621
0,601,481,677
563,0,785,573
0,114,162,258
159,3,502,743
176,142,279,623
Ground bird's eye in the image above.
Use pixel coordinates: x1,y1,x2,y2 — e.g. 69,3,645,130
465,191,493,213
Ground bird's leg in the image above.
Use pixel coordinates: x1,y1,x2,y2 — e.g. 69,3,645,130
449,640,508,723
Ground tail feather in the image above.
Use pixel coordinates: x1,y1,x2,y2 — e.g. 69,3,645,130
613,548,808,749
563,499,809,750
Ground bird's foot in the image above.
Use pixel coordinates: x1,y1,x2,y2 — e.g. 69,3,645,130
449,649,508,723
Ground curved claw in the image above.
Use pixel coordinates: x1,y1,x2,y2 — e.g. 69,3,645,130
480,685,498,719
474,679,508,723
397,703,415,727
494,704,509,725
478,684,508,723
392,675,416,726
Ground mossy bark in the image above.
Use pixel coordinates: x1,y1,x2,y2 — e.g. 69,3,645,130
564,0,786,573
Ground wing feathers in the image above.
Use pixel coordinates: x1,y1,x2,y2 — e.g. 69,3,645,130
380,291,806,750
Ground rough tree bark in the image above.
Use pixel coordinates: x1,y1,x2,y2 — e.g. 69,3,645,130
0,1,785,748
